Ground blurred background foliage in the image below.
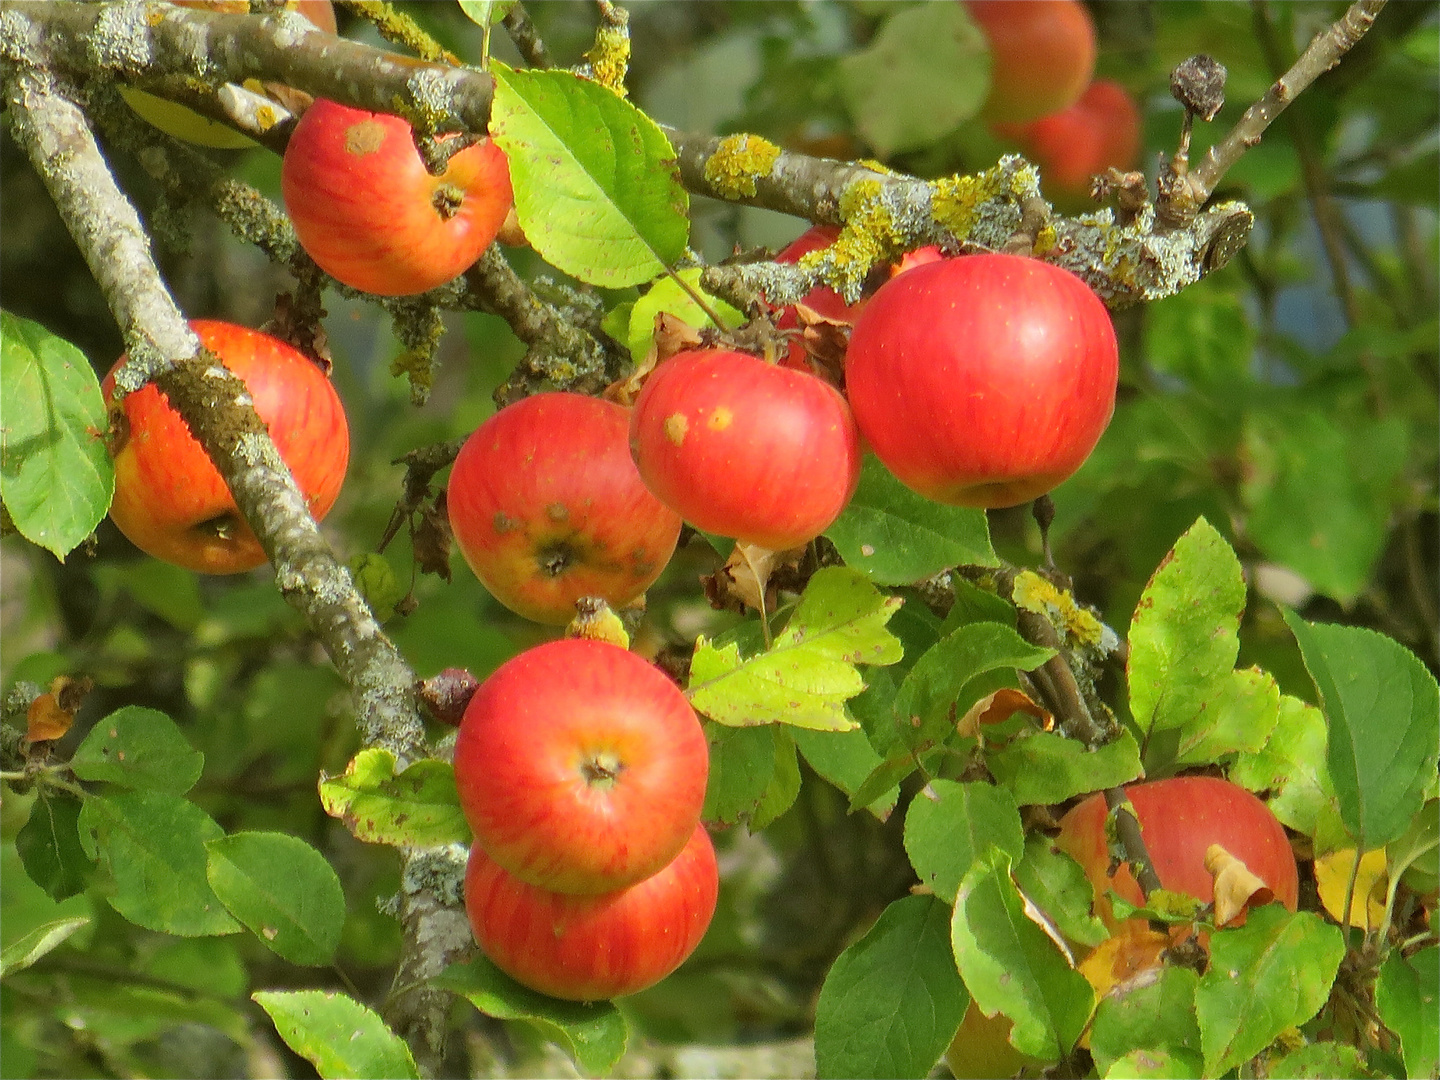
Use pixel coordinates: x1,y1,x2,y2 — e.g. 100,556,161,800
1,1,1435,1076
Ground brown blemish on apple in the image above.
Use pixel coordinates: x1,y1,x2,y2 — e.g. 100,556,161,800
706,407,733,431
432,183,464,220
664,413,688,446
493,512,517,533
344,118,387,156
546,503,569,522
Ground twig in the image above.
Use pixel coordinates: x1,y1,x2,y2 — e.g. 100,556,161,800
334,0,461,67
1185,0,1388,205
502,3,552,69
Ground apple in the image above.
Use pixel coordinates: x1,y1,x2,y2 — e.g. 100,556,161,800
121,1,336,149
1055,776,1300,931
453,637,708,895
994,80,1143,209
629,349,862,550
447,393,682,625
965,0,1096,125
464,822,718,1001
281,99,512,296
844,253,1117,508
103,319,349,575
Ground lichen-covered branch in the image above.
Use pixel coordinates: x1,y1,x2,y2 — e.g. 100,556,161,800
1,53,459,1076
502,3,552,70
1186,0,1388,205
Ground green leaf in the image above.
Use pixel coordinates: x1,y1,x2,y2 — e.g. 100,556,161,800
1194,905,1345,1078
792,727,898,819
1089,965,1201,1078
1285,613,1440,850
457,0,515,28
939,578,1017,632
93,560,204,631
254,990,419,1080
1127,518,1246,738
0,311,113,560
1390,800,1439,896
318,749,470,847
1242,408,1407,602
1102,1048,1206,1078
1375,946,1438,1080
1012,836,1108,950
1265,1041,1370,1079
892,622,1053,745
489,64,688,288
848,745,928,814
15,791,91,901
1173,666,1282,767
206,832,345,966
986,731,1143,807
903,779,1022,904
687,567,903,732
836,2,989,157
750,729,801,831
626,269,742,360
814,894,967,1079
348,553,403,623
1144,277,1256,388
78,790,240,936
0,915,90,979
1231,694,1336,838
71,706,204,794
702,724,777,827
951,849,1093,1061
826,455,997,585
435,958,628,1077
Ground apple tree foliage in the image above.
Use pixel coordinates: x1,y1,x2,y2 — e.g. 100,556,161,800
1,2,1437,1079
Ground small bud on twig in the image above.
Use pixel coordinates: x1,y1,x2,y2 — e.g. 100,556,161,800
1171,55,1228,122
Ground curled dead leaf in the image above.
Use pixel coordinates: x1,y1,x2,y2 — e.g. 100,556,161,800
1204,843,1274,927
605,312,703,406
702,541,802,615
25,675,92,742
955,687,1051,739
1079,925,1170,1002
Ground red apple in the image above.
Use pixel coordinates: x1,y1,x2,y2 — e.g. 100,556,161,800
994,80,1143,208
446,393,682,625
121,1,337,149
1055,776,1300,931
844,253,1117,508
103,320,349,575
629,349,862,550
281,99,512,295
465,822,718,1001
965,0,1096,125
453,638,708,895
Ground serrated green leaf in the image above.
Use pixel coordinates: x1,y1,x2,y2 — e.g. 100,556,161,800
1194,906,1344,1077
0,915,90,979
1013,836,1108,950
892,622,1053,747
457,0,515,28
1285,613,1440,850
1376,946,1438,1080
1128,518,1246,738
1265,1041,1369,1079
837,2,989,157
848,744,925,814
71,706,204,794
254,990,419,1080
489,64,688,288
814,894,967,1079
626,269,741,360
793,727,898,819
903,779,1023,904
826,455,997,585
702,723,777,827
951,849,1093,1061
1089,965,1201,1078
986,731,1143,807
435,958,628,1076
1231,694,1336,838
0,310,113,559
15,791,91,901
939,577,1017,632
1242,408,1407,602
1173,666,1282,767
78,790,240,936
206,832,345,966
687,567,902,732
318,748,470,847
750,729,801,831
1102,1048,1206,1078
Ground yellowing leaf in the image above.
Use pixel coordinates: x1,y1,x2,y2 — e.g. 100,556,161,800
1314,847,1388,931
1204,844,1274,927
